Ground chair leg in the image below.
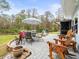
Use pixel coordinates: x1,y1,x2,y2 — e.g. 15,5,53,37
49,44,54,59
73,43,76,52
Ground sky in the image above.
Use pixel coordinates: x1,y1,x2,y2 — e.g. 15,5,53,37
5,0,61,16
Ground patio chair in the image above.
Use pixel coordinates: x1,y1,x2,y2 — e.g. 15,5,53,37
25,32,33,42
47,41,76,59
36,33,42,38
54,28,77,52
54,35,77,52
31,32,36,37
41,30,48,36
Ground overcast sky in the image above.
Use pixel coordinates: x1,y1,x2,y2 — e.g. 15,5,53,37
5,0,61,16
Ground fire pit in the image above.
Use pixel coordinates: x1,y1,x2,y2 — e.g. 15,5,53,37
12,46,23,57
11,46,31,59
6,39,31,59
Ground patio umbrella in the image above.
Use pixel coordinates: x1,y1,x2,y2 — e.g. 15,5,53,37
22,18,41,29
22,18,41,25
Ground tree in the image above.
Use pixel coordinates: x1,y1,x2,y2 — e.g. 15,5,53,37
26,9,31,18
52,22,59,32
17,10,26,19
26,8,39,18
55,8,64,21
32,8,38,18
0,0,10,13
0,14,10,29
15,10,26,29
44,11,54,31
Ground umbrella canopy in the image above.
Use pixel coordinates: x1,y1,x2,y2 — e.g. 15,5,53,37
22,18,41,25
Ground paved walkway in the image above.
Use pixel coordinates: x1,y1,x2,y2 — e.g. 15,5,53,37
4,34,79,59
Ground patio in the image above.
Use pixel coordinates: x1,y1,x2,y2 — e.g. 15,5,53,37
4,34,79,59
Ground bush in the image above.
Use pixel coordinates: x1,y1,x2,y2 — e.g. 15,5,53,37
36,28,43,33
0,28,19,34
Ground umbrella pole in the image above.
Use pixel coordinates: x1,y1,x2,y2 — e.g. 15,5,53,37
32,25,35,30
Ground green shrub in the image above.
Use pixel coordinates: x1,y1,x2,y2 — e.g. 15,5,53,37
0,28,19,34
36,28,43,33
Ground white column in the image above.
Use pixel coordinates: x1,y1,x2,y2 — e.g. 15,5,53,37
78,15,79,34
77,11,79,34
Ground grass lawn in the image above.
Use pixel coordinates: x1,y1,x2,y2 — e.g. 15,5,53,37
0,35,17,57
49,32,59,34
0,35,18,46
